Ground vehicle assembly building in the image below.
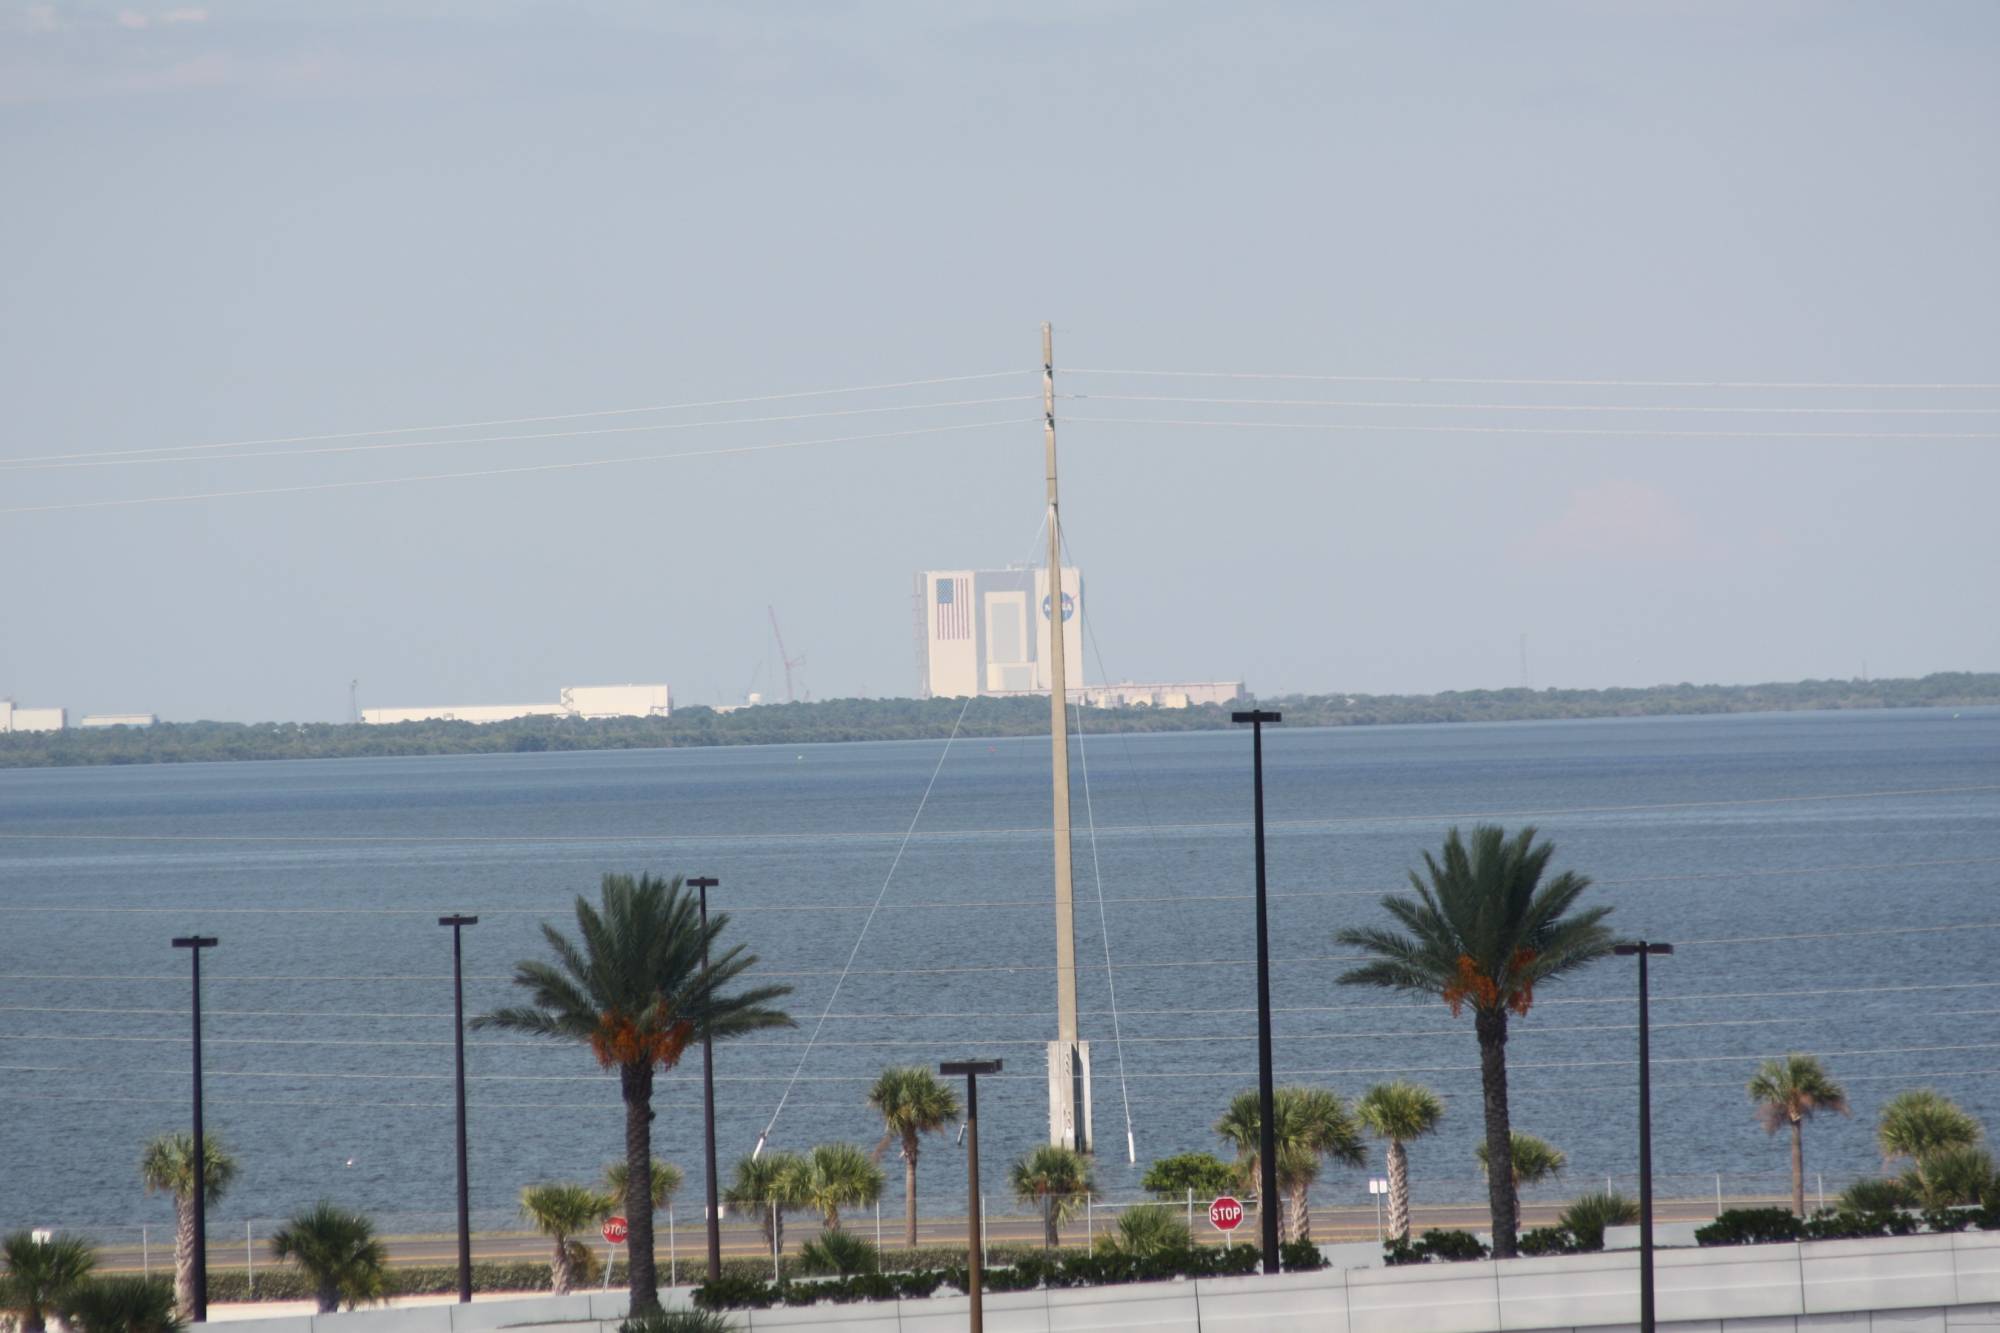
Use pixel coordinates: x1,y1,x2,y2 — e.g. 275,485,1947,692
916,566,1084,699
914,568,1244,707
0,701,67,732
361,682,671,725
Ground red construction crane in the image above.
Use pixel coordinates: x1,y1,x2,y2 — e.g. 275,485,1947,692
768,606,808,704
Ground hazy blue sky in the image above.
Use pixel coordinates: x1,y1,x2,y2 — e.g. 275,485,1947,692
3,2,1995,721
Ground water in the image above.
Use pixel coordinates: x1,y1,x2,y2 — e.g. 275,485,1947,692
1,707,1996,1234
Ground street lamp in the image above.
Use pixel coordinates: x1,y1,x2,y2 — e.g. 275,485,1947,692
438,914,479,1304
688,876,723,1284
1230,708,1283,1273
1614,940,1674,1333
941,1060,1002,1333
170,934,218,1324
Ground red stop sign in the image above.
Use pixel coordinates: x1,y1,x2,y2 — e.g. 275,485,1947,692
602,1216,628,1244
1208,1197,1244,1232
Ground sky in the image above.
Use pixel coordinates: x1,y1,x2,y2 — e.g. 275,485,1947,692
1,1,1995,722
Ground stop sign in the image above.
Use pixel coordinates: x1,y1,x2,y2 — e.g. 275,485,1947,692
1208,1197,1244,1232
602,1216,628,1244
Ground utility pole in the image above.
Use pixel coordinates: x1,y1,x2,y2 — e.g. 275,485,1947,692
438,915,479,1303
1616,941,1674,1333
689,876,724,1283
1230,710,1283,1273
942,1060,1001,1333
171,934,219,1323
350,678,360,723
1042,321,1089,1153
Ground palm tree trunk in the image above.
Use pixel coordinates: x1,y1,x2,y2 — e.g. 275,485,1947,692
1475,1008,1519,1258
621,1061,660,1315
904,1137,920,1248
1790,1116,1806,1218
1044,1199,1060,1249
1287,1181,1312,1244
318,1281,339,1315
1387,1138,1411,1241
551,1236,573,1295
174,1192,197,1318
825,1207,842,1232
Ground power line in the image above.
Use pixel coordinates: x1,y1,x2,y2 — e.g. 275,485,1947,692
0,396,1036,474
1063,369,2000,392
1065,414,1998,443
1061,393,2000,417
0,370,1032,467
1,853,1992,915
0,782,1984,844
0,417,1039,517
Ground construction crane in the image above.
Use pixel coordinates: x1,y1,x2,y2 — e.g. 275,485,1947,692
768,606,808,703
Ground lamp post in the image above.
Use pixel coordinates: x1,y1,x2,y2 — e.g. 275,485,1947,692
941,1060,1001,1333
171,934,218,1324
438,914,479,1304
1230,708,1283,1273
1614,940,1673,1333
688,875,723,1283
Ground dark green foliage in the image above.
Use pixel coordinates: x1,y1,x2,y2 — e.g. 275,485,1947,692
618,1312,739,1333
894,1269,947,1298
1559,1192,1640,1252
1838,1178,1909,1215
1383,1229,1491,1265
1278,1239,1326,1271
1141,1153,1240,1201
796,1231,879,1278
691,1275,781,1311
9,673,1996,770
1921,1207,1975,1234
1695,1208,1804,1246
1800,1208,1913,1240
1518,1227,1580,1256
60,1277,184,1333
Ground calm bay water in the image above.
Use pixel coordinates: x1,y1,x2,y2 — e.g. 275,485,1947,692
2,708,1997,1234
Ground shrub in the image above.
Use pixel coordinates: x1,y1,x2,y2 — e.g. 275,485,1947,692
1107,1205,1193,1260
1921,1207,1975,1234
1141,1153,1240,1201
1383,1230,1489,1265
796,1231,879,1278
1560,1192,1639,1252
690,1275,780,1311
61,1277,184,1333
1518,1226,1579,1256
1694,1208,1803,1246
1838,1177,1909,1215
894,1269,946,1298
1416,1229,1489,1262
619,1312,740,1333
1278,1238,1326,1272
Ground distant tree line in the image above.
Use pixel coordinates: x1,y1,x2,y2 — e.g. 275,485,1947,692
1,671,1993,769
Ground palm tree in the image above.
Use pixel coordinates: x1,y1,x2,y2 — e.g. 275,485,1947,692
519,1184,612,1295
473,872,794,1316
724,1152,807,1256
604,1158,684,1215
1216,1086,1365,1243
268,1203,388,1314
139,1132,239,1319
1748,1055,1850,1217
1475,1130,1566,1220
1336,825,1615,1257
1,1231,96,1333
1879,1088,1983,1165
1558,1192,1638,1252
1010,1145,1097,1248
60,1276,184,1333
795,1143,885,1232
1901,1145,1997,1209
1356,1081,1445,1242
867,1066,961,1247
1106,1204,1191,1259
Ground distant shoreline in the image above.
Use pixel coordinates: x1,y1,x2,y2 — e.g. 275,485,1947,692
1,672,1993,770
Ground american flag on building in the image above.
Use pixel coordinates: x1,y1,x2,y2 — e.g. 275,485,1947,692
935,576,970,641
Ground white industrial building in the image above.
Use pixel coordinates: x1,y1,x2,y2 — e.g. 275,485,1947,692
917,566,1084,699
1080,681,1244,710
0,701,66,733
361,682,670,725
79,713,158,728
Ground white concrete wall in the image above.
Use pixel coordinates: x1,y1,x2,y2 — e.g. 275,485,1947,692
200,1231,2000,1333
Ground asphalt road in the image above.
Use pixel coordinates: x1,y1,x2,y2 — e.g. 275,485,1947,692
93,1195,1782,1276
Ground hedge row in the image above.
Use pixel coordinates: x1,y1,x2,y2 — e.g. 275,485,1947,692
692,1241,1315,1311
1696,1203,2000,1247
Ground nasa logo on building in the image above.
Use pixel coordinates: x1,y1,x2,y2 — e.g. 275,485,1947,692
1041,591,1077,622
